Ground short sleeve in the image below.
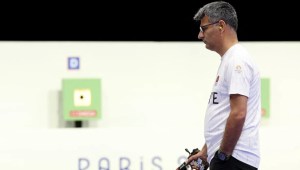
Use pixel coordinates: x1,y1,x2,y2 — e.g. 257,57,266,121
226,58,251,97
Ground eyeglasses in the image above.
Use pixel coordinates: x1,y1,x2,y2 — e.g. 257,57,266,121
199,21,220,33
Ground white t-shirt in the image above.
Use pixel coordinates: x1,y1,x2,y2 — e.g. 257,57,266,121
204,44,261,168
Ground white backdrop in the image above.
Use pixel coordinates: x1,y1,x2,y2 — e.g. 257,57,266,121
0,41,299,169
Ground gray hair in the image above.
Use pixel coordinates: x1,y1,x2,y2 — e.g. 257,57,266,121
193,1,238,31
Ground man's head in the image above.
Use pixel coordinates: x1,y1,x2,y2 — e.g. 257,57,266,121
193,1,238,32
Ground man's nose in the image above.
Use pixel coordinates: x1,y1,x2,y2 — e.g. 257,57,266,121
198,31,204,40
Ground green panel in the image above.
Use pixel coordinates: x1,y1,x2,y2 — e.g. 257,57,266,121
261,78,270,119
62,79,101,121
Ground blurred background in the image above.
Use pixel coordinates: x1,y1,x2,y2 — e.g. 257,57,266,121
0,1,299,170
0,0,298,41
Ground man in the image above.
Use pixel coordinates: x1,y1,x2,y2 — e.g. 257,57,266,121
185,1,261,170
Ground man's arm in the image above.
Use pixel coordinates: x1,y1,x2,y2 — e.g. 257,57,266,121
220,94,248,155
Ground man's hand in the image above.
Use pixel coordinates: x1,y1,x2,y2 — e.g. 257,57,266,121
186,150,209,170
187,150,207,164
